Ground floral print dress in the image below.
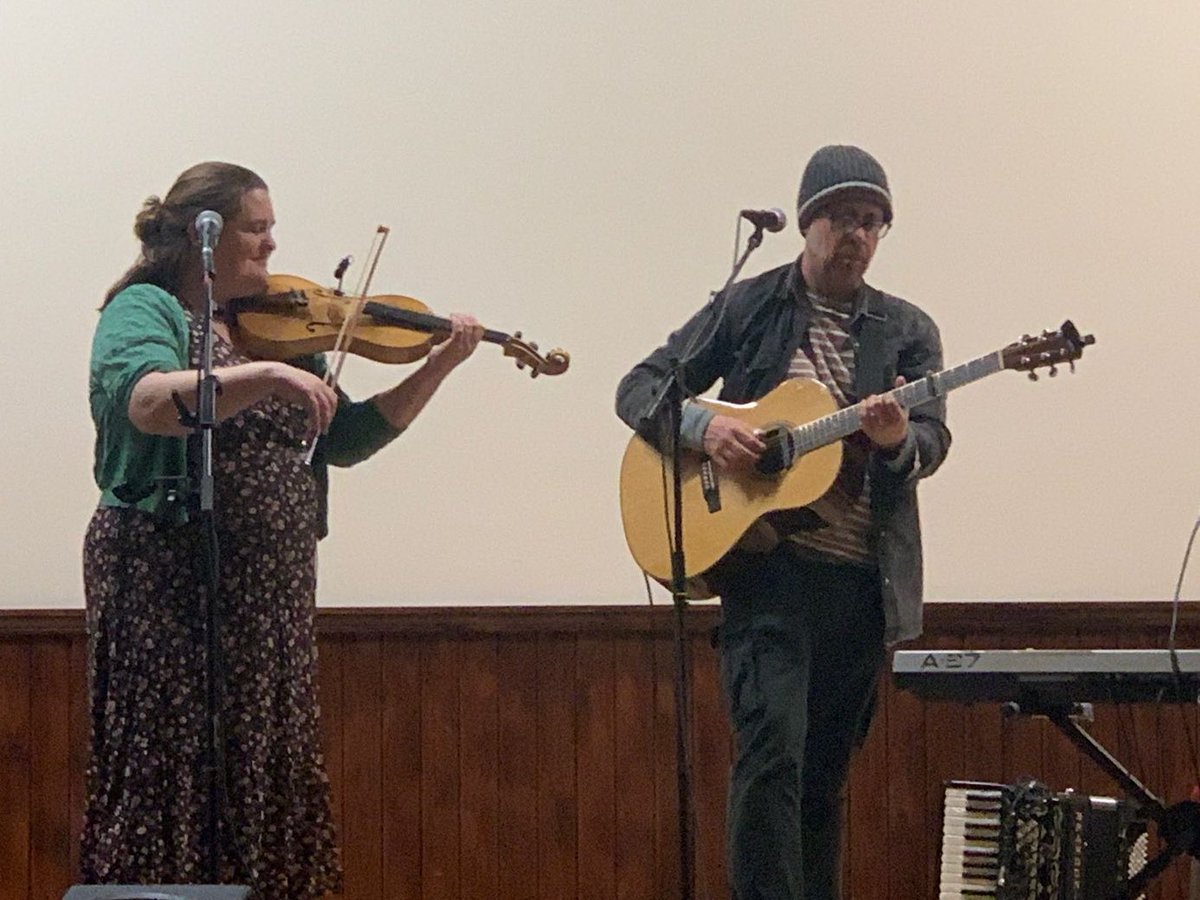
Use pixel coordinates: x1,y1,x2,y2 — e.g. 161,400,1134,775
82,309,341,899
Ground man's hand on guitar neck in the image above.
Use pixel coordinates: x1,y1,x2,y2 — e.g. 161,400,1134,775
703,415,766,472
699,376,910,474
860,376,909,453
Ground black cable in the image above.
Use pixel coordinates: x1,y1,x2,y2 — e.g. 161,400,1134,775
1167,514,1200,662
1166,513,1200,798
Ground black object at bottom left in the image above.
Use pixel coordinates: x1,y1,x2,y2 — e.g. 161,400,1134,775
62,886,250,900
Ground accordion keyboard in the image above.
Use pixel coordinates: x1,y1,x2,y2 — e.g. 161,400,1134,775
940,783,1004,897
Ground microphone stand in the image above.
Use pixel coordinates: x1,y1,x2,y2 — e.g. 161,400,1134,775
640,222,769,900
180,239,228,883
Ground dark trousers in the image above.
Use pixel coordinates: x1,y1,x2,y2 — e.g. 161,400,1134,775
715,548,886,900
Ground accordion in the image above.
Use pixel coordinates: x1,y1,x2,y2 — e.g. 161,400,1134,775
939,780,1148,899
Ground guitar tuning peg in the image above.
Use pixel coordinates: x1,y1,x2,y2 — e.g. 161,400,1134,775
1048,365,1058,377
1068,361,1076,374
1021,334,1033,342
1028,371,1039,382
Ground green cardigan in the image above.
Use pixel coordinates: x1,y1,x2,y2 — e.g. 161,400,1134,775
89,283,402,534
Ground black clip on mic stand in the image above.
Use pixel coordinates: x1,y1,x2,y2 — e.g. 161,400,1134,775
173,211,229,883
637,219,771,900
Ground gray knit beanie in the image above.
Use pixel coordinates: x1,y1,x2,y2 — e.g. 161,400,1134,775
796,145,892,230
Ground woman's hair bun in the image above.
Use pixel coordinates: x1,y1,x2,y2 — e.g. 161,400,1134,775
133,195,170,246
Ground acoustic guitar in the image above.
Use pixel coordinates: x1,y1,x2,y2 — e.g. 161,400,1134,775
618,321,1094,596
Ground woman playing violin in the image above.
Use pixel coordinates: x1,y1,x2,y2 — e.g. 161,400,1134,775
84,161,482,897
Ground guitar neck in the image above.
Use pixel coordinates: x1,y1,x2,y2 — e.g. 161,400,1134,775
792,350,1004,453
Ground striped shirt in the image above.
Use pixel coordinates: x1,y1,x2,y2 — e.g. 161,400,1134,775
785,291,875,567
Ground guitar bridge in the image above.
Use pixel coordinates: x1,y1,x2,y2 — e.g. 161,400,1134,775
700,459,721,513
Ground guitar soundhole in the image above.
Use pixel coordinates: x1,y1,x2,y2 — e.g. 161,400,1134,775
755,424,795,477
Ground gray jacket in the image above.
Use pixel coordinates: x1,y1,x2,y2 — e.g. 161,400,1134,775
615,259,951,643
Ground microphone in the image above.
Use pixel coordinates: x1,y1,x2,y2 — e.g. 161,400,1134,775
195,210,223,276
739,207,787,233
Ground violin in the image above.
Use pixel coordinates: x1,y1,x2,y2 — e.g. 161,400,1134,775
224,273,570,377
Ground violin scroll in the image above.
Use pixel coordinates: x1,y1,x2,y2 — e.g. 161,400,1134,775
505,331,570,378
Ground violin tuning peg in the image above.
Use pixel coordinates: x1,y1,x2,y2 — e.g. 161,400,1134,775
514,330,523,339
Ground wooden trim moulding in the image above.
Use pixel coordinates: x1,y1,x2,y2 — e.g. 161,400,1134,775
1,600,1197,640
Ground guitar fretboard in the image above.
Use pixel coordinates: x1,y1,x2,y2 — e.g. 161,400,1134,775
792,351,1004,454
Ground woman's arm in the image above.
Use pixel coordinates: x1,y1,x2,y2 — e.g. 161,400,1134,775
367,314,484,431
129,361,339,439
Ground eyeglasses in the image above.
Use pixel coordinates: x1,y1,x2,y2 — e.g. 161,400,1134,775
820,209,891,238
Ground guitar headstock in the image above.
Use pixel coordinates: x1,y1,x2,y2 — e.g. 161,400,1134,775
1001,320,1095,380
504,332,570,378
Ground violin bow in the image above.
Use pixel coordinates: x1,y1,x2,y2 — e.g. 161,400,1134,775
304,225,390,464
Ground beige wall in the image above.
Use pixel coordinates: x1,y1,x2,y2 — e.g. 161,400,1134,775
2,1,1197,607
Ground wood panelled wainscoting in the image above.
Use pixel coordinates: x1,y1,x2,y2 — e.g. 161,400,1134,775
2,602,1199,899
